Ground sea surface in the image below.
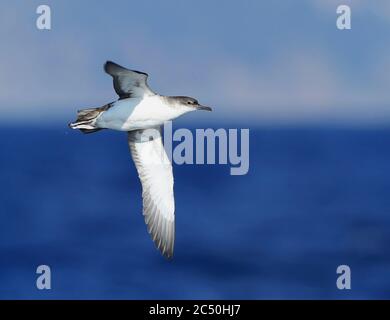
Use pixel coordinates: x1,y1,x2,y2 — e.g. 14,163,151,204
0,125,389,299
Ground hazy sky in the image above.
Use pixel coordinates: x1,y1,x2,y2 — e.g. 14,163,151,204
1,0,389,125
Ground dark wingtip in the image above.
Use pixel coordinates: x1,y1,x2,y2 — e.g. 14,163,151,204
103,60,113,73
104,60,129,75
104,60,122,73
163,252,174,261
104,60,148,77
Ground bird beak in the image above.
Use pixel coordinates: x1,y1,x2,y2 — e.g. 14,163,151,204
196,104,212,111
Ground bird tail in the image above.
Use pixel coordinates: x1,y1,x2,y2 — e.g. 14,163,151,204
68,103,111,134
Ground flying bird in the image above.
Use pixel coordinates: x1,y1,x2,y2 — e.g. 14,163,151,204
69,61,211,259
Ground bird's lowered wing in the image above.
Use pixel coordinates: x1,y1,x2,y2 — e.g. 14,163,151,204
104,61,155,99
128,127,175,259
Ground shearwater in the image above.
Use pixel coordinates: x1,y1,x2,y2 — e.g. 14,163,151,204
69,61,211,259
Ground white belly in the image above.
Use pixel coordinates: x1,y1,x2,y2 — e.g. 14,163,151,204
96,96,178,131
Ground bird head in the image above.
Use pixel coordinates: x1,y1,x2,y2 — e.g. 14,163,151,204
169,96,212,113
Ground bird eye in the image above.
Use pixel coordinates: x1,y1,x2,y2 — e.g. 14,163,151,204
187,101,192,105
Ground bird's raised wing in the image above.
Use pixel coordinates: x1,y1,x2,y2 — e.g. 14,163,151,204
104,61,155,99
128,127,175,259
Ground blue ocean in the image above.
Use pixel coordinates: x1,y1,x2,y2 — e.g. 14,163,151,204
0,124,389,299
